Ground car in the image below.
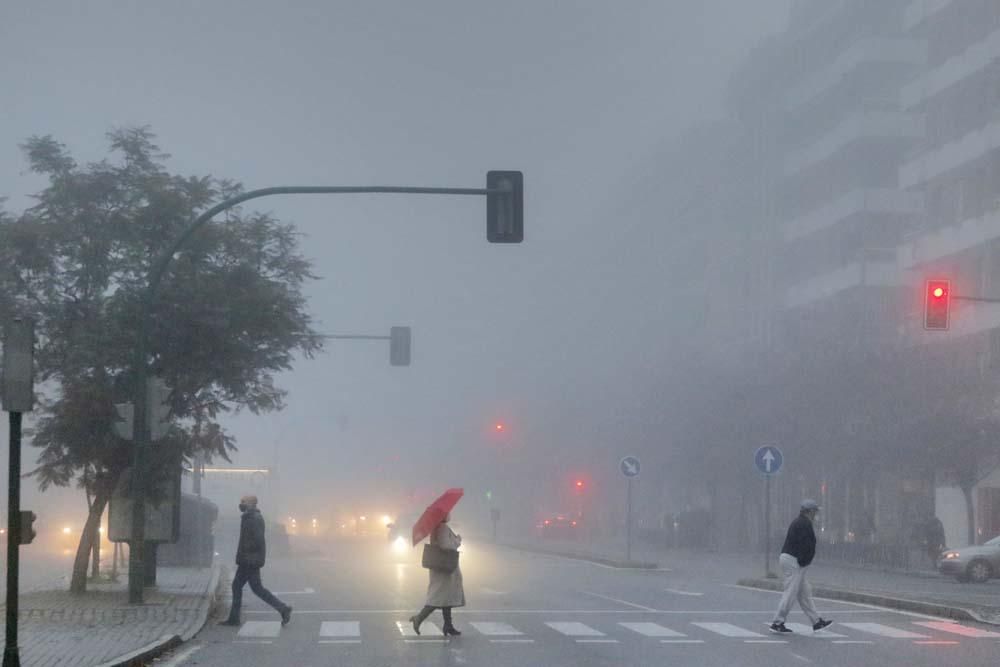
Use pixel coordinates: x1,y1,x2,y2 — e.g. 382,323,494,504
537,515,579,540
938,535,1000,583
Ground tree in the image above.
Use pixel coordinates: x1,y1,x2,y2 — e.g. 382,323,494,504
0,128,322,592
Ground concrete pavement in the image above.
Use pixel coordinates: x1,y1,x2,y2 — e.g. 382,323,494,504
158,537,1000,667
1,565,220,667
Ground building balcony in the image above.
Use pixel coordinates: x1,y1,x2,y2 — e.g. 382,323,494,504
785,251,899,309
784,189,924,242
787,39,926,111
901,28,1000,109
900,118,1000,188
899,204,1000,269
784,112,925,179
904,0,957,32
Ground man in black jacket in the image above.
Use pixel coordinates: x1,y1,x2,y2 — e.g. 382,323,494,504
769,499,832,634
219,495,292,626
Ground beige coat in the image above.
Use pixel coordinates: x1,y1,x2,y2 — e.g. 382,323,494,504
425,522,465,608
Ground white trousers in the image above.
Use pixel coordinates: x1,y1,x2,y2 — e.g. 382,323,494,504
772,553,819,625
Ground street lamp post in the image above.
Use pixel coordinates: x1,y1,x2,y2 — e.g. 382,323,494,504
128,180,520,603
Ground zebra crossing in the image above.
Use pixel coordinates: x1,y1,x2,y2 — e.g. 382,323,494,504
231,617,1000,646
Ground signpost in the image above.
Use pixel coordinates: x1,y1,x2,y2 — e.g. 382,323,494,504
754,445,783,578
620,456,640,562
3,319,35,667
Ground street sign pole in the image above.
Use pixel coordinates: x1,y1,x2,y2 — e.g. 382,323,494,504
764,475,772,579
753,445,782,580
626,477,633,563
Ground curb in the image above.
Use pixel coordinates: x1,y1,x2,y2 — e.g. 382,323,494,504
736,577,996,625
98,564,223,667
500,543,660,570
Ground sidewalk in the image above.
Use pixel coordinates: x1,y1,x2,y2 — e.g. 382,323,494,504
501,537,1000,624
1,565,221,667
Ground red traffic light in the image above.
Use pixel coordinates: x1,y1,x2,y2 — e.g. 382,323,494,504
924,279,951,330
495,423,504,432
575,480,584,489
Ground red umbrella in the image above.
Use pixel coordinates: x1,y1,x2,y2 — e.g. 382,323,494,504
411,488,464,546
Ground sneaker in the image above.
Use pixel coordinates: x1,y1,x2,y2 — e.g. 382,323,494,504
813,619,833,632
281,606,293,626
769,622,792,634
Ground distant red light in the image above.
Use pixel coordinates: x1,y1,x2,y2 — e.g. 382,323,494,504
575,480,584,488
932,286,945,298
495,423,504,432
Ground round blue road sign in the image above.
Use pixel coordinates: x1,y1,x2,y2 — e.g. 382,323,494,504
620,456,640,478
754,446,783,476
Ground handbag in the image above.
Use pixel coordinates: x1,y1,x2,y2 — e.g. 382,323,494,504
422,543,459,573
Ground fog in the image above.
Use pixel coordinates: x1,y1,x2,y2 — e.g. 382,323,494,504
3,1,797,541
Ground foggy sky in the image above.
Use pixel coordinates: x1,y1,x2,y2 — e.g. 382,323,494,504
1,1,789,520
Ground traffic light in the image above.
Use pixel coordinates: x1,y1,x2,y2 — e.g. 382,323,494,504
18,510,36,545
574,480,585,491
486,171,523,243
924,279,951,330
494,422,505,433
390,326,411,366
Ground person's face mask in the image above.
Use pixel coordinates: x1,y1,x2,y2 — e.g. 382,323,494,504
239,503,247,512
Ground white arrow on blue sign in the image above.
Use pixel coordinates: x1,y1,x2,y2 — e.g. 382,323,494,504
754,446,783,475
620,456,640,478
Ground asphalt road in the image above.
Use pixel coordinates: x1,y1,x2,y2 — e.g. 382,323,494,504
164,537,1000,667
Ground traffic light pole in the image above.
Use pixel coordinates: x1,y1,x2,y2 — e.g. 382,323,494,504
4,412,23,667
128,182,515,603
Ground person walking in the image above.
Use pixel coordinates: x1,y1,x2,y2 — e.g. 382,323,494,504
769,499,832,634
219,495,292,627
410,512,465,636
925,514,946,567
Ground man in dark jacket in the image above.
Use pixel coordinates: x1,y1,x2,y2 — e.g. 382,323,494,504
219,495,292,626
769,499,832,634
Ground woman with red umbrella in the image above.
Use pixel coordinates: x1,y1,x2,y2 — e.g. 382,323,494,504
410,489,466,636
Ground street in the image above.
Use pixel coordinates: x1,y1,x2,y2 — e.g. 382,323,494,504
166,539,1000,667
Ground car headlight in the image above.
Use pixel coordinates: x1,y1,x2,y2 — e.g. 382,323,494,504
392,536,408,554
943,552,960,560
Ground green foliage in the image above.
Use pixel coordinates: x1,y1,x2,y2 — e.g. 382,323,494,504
0,127,322,494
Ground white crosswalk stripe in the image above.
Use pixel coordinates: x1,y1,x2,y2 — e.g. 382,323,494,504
839,623,929,639
396,620,441,637
237,621,281,638
785,622,847,637
545,622,605,637
913,621,1000,638
692,622,764,638
619,622,686,637
320,621,360,637
470,622,524,636
228,617,1000,646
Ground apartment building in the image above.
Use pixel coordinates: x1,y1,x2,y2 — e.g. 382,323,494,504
898,0,1000,547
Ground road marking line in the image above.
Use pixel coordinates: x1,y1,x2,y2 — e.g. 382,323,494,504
158,644,203,667
914,621,1000,638
237,621,281,638
576,639,619,643
481,587,508,595
234,640,273,644
581,591,658,611
664,588,703,597
397,620,441,637
660,639,705,644
839,623,929,639
619,622,686,637
469,622,523,636
913,640,959,645
320,621,360,637
785,623,847,637
833,640,874,644
745,640,787,644
546,621,605,636
271,588,317,595
404,639,448,644
692,622,764,638
489,639,535,643
723,585,946,619
245,608,884,614
319,640,362,644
